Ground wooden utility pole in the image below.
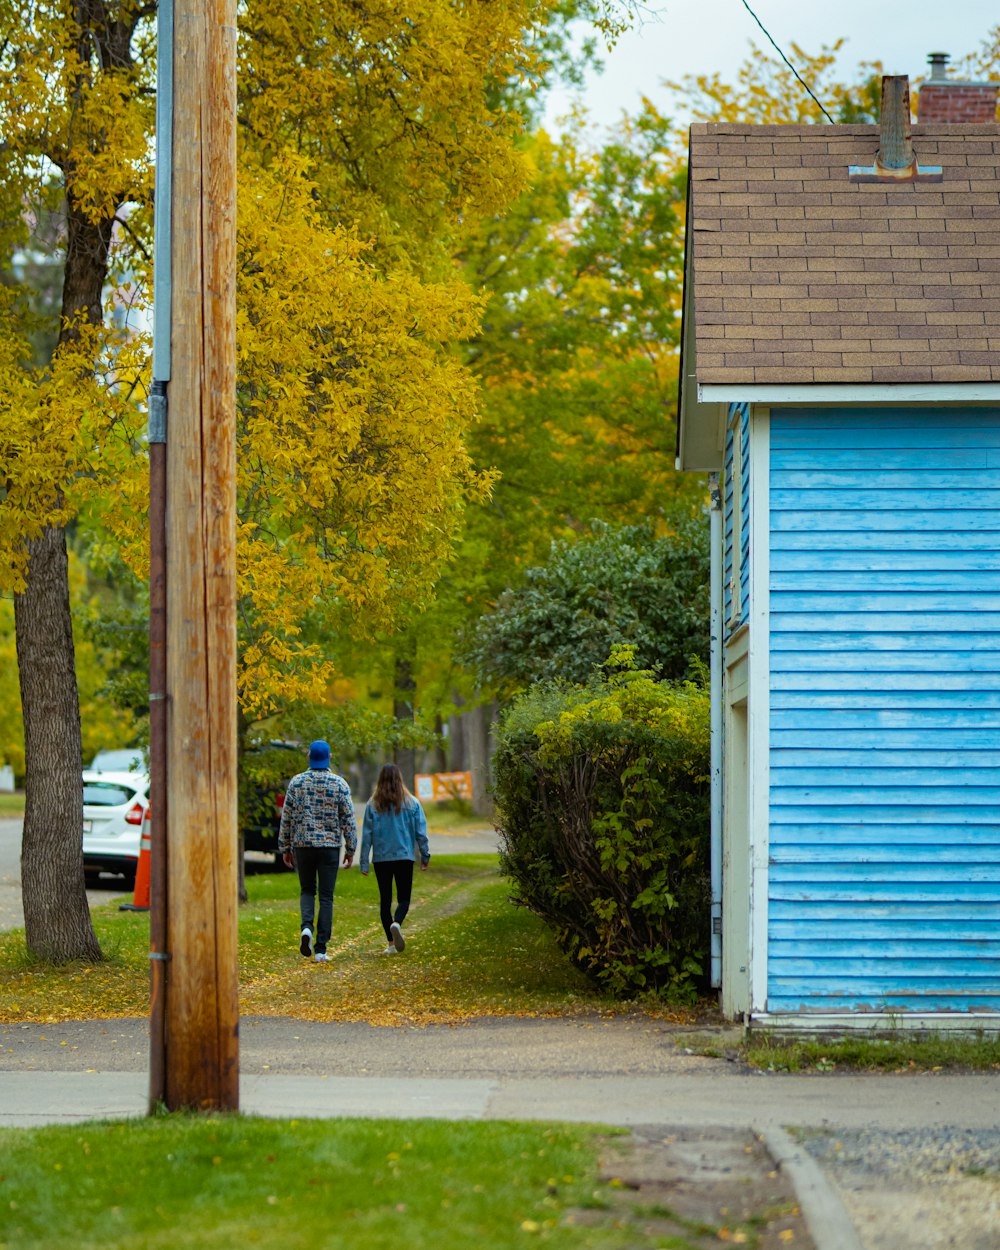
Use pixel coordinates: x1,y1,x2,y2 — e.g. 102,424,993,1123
161,0,239,1111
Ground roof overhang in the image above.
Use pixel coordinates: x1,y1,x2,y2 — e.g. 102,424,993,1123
676,161,728,473
676,277,729,471
677,380,1000,473
699,383,1000,405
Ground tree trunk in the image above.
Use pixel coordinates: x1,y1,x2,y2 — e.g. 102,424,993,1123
15,199,111,962
355,756,377,803
432,713,447,773
13,0,144,964
393,648,416,790
464,702,494,819
15,525,102,962
448,694,466,771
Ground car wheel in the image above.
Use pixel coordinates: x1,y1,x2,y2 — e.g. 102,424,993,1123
84,869,101,887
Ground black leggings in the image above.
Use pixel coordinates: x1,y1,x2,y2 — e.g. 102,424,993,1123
373,859,414,941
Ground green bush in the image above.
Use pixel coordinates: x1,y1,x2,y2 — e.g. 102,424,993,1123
465,517,710,694
492,649,710,1000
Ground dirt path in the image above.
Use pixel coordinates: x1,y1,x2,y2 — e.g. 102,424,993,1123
597,1128,814,1250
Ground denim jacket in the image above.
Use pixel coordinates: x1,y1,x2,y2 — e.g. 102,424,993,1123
360,798,430,871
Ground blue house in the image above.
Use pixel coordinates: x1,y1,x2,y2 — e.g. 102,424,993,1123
677,75,1000,1030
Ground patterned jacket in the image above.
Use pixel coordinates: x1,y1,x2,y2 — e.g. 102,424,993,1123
278,769,358,854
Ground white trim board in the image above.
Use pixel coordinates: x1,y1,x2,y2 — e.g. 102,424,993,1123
747,405,770,1015
699,383,1000,405
751,1013,1000,1038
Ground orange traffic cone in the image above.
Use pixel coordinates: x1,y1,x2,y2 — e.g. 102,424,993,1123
119,807,151,912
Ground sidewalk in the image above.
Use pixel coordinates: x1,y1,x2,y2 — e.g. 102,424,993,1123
3,1015,998,1250
3,1065,998,1132
3,1015,997,1132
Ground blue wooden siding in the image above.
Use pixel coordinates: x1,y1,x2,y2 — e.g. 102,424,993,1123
723,403,750,635
767,407,1000,1012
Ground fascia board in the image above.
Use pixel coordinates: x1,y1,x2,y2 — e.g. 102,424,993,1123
699,383,1000,405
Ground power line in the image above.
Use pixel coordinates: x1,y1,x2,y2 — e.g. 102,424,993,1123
739,0,836,124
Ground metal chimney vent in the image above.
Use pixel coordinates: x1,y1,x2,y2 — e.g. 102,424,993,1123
849,75,943,184
928,51,950,81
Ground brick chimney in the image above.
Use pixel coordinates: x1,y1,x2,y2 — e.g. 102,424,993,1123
917,52,998,123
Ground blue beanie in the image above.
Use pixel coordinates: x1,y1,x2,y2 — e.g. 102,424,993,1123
308,740,330,769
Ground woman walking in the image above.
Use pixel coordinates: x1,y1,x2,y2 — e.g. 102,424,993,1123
360,763,430,953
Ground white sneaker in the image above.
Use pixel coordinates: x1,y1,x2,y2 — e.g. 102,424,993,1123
314,952,331,963
390,922,405,953
300,928,313,957
381,944,397,955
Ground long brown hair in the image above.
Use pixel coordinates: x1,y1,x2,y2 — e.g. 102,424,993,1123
371,762,415,814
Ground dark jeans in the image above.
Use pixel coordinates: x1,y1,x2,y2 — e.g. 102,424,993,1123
294,846,340,953
373,859,414,941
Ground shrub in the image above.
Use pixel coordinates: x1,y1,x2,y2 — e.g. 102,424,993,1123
492,649,710,1000
465,517,710,694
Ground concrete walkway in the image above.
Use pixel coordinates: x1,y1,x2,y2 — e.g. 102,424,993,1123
3,1015,998,1250
3,1064,997,1133
1,1015,996,1134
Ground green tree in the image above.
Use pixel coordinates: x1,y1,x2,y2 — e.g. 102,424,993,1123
367,107,704,742
466,516,709,694
460,108,697,576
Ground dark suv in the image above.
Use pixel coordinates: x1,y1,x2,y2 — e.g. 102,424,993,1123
241,740,299,867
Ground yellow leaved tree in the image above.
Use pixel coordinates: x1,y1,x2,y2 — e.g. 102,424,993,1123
0,0,154,962
0,0,576,960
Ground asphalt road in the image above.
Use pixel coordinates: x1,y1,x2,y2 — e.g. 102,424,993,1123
0,818,119,930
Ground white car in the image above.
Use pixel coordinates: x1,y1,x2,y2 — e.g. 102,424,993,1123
82,770,149,886
90,748,147,773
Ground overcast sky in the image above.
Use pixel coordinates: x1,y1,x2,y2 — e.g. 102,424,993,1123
543,0,998,130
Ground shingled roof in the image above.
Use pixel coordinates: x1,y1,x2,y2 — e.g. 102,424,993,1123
684,121,1000,388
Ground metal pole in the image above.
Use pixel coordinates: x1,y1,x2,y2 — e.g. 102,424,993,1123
709,473,723,990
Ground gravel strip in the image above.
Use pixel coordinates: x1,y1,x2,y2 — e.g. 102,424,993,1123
804,1126,1000,1178
801,1127,1000,1250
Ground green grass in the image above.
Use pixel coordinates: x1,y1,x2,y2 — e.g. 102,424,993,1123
424,798,491,834
743,1031,1000,1073
2,855,670,1024
0,791,24,817
0,1116,710,1250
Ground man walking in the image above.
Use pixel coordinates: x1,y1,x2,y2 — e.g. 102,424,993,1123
279,740,357,963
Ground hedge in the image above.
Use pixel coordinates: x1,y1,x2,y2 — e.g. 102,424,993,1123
492,649,710,1000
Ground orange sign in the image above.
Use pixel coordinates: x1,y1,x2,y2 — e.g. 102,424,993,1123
414,771,473,802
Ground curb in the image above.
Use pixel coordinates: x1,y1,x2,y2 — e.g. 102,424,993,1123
762,1126,865,1250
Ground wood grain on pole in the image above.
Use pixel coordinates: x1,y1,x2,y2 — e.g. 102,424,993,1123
164,0,239,1111
148,436,167,1110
